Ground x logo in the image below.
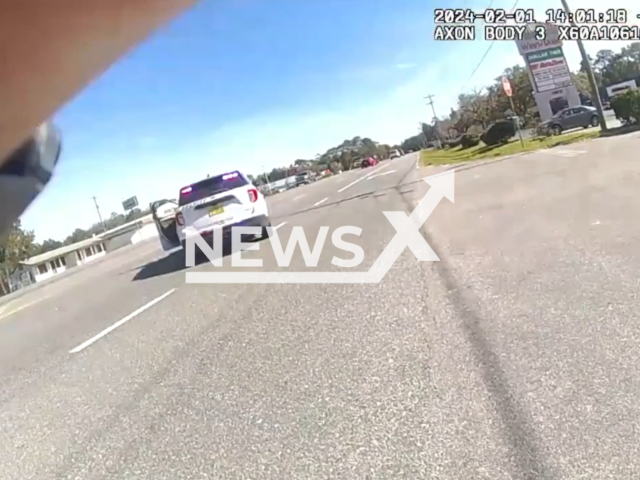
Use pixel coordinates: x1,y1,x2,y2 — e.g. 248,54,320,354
380,173,455,263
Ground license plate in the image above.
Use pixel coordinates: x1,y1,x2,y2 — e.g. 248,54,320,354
208,206,224,217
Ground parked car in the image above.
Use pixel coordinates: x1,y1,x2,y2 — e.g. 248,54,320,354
540,106,600,135
389,149,402,159
294,172,313,186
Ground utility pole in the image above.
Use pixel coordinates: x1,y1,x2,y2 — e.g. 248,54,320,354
558,0,607,131
92,196,107,232
425,95,444,147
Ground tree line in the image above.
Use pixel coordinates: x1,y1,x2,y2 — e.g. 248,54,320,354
34,207,150,255
249,137,397,186
251,43,640,188
434,42,640,140
250,132,444,186
4,42,637,292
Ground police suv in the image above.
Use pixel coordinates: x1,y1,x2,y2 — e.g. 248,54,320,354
152,170,271,252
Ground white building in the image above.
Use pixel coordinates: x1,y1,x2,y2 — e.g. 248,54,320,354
14,215,160,288
20,237,107,283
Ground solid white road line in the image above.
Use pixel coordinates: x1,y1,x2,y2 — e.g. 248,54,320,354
313,197,328,207
367,170,396,180
273,222,287,230
337,162,391,193
69,288,176,354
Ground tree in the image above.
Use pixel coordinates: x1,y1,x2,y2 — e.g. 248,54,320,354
420,123,438,142
572,71,593,99
401,134,426,152
498,65,535,120
35,238,63,255
579,55,593,74
590,45,640,85
0,220,36,294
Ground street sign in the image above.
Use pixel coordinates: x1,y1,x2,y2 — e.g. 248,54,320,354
502,77,524,148
502,77,513,97
122,196,138,211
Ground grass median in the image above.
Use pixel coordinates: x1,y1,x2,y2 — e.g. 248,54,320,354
420,130,600,166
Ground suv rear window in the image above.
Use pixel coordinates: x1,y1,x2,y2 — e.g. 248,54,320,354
178,171,249,206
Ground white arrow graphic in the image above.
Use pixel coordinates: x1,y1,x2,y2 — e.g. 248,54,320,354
185,170,455,284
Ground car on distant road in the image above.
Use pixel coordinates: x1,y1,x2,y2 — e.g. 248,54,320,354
294,171,313,186
151,170,271,252
540,106,600,135
361,156,378,168
389,149,402,159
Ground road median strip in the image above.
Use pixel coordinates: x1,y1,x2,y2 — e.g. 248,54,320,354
420,130,600,167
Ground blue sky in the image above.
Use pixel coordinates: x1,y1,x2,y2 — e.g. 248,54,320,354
22,0,638,241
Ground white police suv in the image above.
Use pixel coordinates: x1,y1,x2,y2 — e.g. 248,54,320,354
151,170,271,252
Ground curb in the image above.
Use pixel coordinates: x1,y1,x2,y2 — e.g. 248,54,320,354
442,152,529,173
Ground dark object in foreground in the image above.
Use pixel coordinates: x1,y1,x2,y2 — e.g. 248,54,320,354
0,122,62,244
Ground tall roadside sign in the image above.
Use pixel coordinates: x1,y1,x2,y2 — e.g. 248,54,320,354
122,196,142,239
122,196,138,211
514,23,580,122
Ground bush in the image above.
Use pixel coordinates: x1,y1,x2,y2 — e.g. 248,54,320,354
482,120,516,146
534,120,552,138
611,89,640,125
460,134,480,149
444,136,462,148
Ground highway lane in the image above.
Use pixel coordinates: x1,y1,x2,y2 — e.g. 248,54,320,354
4,137,640,478
0,153,428,479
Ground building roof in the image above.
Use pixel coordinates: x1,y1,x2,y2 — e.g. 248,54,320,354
21,237,104,266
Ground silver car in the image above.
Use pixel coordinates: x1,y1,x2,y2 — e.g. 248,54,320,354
541,106,600,135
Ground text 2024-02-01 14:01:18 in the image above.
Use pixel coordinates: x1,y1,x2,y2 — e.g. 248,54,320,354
432,9,640,41
433,7,633,24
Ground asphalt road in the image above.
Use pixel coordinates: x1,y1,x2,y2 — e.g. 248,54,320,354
2,132,640,479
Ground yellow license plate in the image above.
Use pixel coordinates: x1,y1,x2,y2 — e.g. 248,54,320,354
209,207,224,217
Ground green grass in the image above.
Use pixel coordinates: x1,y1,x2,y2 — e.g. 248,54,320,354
420,130,600,166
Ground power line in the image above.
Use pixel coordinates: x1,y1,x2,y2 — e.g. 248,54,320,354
458,0,520,95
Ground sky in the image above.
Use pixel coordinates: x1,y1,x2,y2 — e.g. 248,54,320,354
21,0,639,241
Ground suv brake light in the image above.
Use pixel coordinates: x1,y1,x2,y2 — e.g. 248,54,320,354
248,188,259,203
175,211,184,226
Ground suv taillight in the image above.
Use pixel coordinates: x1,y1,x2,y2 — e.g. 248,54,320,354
175,212,184,226
248,188,259,203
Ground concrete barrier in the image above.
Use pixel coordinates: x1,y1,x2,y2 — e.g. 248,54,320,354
131,224,159,244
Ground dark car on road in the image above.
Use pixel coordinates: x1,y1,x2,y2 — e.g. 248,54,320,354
294,172,313,186
540,106,600,135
